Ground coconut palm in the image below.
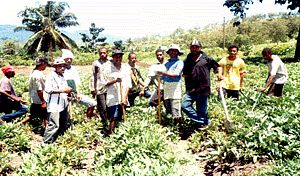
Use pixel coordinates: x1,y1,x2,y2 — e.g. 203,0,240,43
14,1,79,58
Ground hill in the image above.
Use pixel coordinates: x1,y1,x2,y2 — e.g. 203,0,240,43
0,25,122,45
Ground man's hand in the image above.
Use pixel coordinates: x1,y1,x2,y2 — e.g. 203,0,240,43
115,78,122,83
260,87,267,93
76,94,82,102
64,87,73,94
91,91,96,98
217,74,224,81
41,101,47,108
19,98,28,105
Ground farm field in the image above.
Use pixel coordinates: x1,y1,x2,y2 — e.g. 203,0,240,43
1,61,300,175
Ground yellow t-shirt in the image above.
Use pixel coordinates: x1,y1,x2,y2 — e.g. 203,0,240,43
218,57,246,90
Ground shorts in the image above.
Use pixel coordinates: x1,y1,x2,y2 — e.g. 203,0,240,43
107,105,123,120
30,103,48,120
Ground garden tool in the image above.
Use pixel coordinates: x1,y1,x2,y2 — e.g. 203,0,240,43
218,83,231,131
251,81,268,111
239,90,254,103
119,81,126,122
157,75,161,124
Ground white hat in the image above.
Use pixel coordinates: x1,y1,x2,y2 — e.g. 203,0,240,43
166,44,184,56
61,49,74,59
53,57,66,65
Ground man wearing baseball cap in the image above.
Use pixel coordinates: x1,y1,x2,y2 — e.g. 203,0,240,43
43,57,72,143
19,57,49,126
0,65,28,123
182,39,222,127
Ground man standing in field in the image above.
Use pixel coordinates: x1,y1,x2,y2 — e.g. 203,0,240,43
218,44,246,99
127,52,151,106
90,47,110,124
62,49,97,119
100,49,132,134
158,44,184,125
43,58,72,144
260,48,288,97
143,48,166,107
181,39,222,126
19,57,49,126
0,65,28,123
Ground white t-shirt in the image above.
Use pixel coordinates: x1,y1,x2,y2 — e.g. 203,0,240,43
29,70,45,104
268,55,288,84
64,66,81,86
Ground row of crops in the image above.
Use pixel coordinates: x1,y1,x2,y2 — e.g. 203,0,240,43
1,61,299,175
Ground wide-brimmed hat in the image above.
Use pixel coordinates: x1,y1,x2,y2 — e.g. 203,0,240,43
166,44,184,56
190,39,202,47
112,49,124,56
1,65,15,74
35,57,49,66
53,57,66,66
61,49,74,59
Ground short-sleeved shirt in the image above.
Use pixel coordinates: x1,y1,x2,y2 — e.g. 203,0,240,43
100,61,132,107
218,57,246,90
29,69,46,104
268,55,288,84
162,58,183,100
183,52,219,96
45,71,69,112
0,77,16,96
90,59,108,95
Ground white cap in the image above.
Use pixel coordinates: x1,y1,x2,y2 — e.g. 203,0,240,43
53,57,66,65
61,49,74,59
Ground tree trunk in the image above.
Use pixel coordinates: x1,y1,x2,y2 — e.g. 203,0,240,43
294,25,300,62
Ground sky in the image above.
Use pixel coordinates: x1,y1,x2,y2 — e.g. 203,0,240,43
0,0,292,39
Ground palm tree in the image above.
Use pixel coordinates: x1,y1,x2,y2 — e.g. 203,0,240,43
14,1,79,59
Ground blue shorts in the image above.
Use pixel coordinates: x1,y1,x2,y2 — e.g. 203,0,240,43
107,105,123,119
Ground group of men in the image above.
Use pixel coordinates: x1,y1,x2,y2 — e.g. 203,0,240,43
0,39,288,143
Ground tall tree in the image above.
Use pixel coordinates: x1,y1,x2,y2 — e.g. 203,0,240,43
113,40,125,51
224,0,300,61
15,1,79,57
79,23,107,53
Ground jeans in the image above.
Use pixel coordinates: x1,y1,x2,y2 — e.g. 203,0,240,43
181,93,209,125
43,107,69,144
0,104,28,122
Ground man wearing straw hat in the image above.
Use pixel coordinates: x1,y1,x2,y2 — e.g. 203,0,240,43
158,44,184,125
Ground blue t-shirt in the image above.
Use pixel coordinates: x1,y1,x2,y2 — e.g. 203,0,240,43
162,58,183,83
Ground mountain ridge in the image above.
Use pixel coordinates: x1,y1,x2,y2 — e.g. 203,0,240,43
0,25,122,45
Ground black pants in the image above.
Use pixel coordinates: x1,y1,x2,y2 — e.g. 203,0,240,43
96,93,107,120
268,83,284,97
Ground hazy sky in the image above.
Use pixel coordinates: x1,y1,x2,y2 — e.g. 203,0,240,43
0,0,291,39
